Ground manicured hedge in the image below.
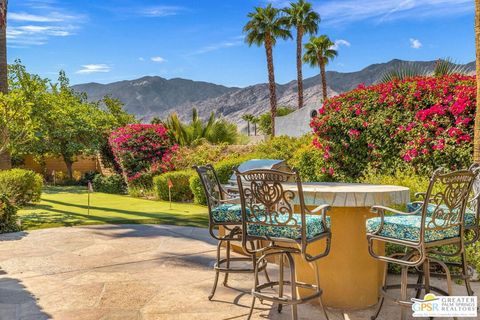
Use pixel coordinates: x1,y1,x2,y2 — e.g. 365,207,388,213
154,170,194,202
0,169,43,206
92,174,127,194
0,194,20,233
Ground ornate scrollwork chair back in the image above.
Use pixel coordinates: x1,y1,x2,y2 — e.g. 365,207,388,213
235,169,315,249
419,168,477,242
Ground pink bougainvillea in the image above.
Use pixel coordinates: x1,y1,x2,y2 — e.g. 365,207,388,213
310,74,475,179
109,124,177,186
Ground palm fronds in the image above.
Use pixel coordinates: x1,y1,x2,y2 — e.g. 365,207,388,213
164,108,238,146
433,58,471,77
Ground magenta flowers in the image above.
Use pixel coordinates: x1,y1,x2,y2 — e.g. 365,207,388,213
311,74,475,179
109,124,177,186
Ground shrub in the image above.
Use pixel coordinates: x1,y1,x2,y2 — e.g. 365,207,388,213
256,135,311,163
257,107,295,135
172,142,256,171
109,124,178,189
154,170,194,202
190,155,256,205
0,169,43,206
311,75,475,180
360,166,430,202
92,174,127,194
0,194,21,233
289,143,330,182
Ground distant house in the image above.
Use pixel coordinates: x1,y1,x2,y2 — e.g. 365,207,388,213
274,106,318,137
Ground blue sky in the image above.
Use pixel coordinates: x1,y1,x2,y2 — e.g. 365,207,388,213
7,0,475,87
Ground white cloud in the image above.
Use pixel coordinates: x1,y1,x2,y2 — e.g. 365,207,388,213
76,64,111,74
7,2,86,47
9,12,62,22
138,57,145,61
317,0,473,26
189,37,244,56
151,56,166,63
331,39,351,50
410,38,422,49
139,6,184,17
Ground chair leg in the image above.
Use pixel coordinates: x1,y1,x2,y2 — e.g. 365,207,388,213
423,258,431,294
209,240,222,300
248,257,260,320
277,253,284,313
223,241,231,286
415,271,424,299
313,261,329,320
371,261,388,320
461,250,474,296
286,252,298,320
400,266,408,320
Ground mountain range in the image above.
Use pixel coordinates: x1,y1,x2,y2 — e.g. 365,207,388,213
72,59,475,124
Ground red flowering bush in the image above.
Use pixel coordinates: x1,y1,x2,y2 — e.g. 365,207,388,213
109,124,177,187
311,74,475,180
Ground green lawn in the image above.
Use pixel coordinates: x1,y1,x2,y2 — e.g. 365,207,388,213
19,186,209,230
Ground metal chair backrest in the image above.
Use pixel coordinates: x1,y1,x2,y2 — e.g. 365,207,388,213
420,168,477,243
193,165,224,213
235,168,308,241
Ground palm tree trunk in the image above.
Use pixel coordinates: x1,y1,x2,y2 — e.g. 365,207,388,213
265,36,277,137
319,55,328,103
296,27,304,109
474,0,480,163
247,121,250,136
0,0,10,169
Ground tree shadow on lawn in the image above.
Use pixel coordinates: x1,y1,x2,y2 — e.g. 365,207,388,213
21,202,208,230
42,185,88,195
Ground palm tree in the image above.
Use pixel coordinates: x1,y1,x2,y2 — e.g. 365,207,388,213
242,114,255,136
473,0,480,163
283,0,320,109
244,4,291,137
303,35,337,103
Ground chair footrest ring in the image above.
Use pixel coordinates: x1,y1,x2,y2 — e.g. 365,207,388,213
252,280,321,305
214,257,267,273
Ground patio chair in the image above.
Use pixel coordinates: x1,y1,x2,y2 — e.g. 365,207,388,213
366,167,477,320
406,163,480,296
193,165,268,300
235,168,331,320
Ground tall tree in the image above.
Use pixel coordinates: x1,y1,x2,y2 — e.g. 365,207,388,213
283,0,320,109
244,4,291,137
0,0,9,168
303,35,337,103
242,114,255,136
474,0,480,163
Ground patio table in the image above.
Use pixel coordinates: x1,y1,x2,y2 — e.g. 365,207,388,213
224,181,409,309
284,182,410,309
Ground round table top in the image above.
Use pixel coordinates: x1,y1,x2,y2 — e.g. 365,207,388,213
283,182,410,207
225,182,410,208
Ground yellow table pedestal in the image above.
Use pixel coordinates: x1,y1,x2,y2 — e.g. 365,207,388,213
293,206,385,309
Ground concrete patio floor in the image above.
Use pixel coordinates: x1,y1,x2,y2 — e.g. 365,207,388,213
0,224,478,320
